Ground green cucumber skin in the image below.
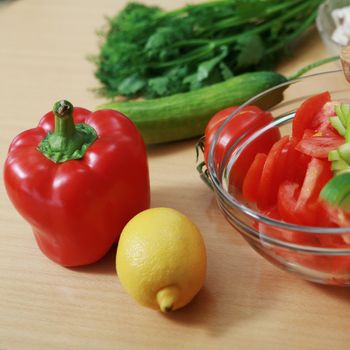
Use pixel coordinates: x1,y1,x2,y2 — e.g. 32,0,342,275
96,71,287,144
320,172,350,209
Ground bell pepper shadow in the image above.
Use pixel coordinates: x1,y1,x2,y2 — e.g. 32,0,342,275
66,243,118,275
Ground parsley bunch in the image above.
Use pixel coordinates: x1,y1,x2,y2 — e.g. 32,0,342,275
93,0,323,99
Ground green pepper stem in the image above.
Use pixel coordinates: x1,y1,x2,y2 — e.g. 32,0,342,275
38,100,97,163
53,100,77,137
49,100,86,155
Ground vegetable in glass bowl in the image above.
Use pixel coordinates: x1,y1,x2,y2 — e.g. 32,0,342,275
202,69,350,286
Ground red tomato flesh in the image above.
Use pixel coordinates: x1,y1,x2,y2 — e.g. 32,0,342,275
296,158,332,212
277,181,301,225
292,91,331,140
204,106,281,190
239,92,350,282
295,129,344,158
257,136,289,210
242,153,267,202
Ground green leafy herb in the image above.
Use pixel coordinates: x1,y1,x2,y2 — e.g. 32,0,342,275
92,0,324,99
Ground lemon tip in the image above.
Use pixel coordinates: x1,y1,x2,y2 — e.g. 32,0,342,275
156,286,180,313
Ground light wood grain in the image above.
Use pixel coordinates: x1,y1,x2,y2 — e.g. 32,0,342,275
0,1,348,350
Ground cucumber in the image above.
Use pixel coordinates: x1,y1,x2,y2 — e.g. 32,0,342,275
96,71,287,144
320,172,350,211
338,143,350,164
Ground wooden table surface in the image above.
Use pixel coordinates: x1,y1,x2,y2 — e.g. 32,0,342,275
0,1,348,349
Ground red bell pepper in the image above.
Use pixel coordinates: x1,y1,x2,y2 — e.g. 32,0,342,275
4,100,150,266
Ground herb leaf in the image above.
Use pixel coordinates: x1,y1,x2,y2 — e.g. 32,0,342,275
236,34,265,69
92,0,323,99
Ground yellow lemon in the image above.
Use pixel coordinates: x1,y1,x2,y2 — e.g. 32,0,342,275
116,207,207,312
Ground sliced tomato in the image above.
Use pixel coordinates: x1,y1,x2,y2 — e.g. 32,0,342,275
204,106,239,156
276,181,319,244
292,91,331,140
230,125,281,190
257,206,292,241
204,106,281,190
295,128,344,158
257,136,290,210
318,233,347,248
242,153,267,202
317,100,350,133
320,202,350,228
296,158,332,210
245,92,350,281
273,140,290,185
317,101,339,132
285,158,331,227
283,139,311,185
277,158,332,227
277,181,300,225
204,106,263,164
259,204,318,245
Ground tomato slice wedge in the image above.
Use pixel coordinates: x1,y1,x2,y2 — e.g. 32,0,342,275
292,91,331,140
295,129,344,158
284,140,311,185
257,206,291,242
229,121,280,190
258,204,318,245
289,158,332,226
204,106,281,190
276,158,332,227
296,158,332,210
204,106,265,164
242,153,267,202
277,181,301,225
257,136,289,210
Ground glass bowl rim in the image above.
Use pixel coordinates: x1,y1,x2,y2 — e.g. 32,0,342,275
207,68,350,235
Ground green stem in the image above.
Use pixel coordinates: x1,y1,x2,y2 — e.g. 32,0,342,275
159,0,232,18
38,100,97,163
172,38,214,49
287,56,339,80
50,100,86,153
265,11,317,56
53,100,78,137
152,0,318,70
174,0,310,47
215,0,315,47
149,43,216,69
209,0,304,34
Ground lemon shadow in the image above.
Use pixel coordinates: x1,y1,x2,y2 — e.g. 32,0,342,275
150,184,281,337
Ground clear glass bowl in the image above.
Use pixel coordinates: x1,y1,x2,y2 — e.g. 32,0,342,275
206,69,350,286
